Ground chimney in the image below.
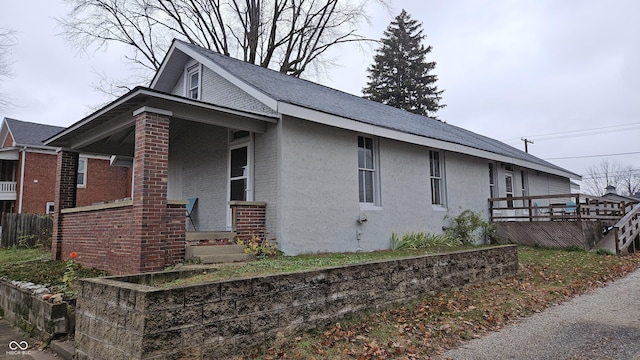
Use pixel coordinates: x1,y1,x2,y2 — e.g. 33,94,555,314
604,185,617,195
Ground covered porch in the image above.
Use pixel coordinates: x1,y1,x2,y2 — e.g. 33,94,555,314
489,193,640,254
46,87,277,274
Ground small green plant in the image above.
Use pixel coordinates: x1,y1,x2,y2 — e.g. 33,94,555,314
62,251,79,298
561,245,586,253
390,231,461,250
593,248,615,256
443,209,495,244
237,234,280,259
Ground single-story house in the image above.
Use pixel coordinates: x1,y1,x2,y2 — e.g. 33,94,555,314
45,39,579,274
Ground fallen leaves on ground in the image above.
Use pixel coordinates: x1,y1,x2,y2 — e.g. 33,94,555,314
248,247,640,360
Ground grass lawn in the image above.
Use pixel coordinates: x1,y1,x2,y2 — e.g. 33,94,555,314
0,247,105,290
161,244,481,287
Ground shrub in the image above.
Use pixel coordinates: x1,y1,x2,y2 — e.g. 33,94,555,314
237,234,280,259
390,231,461,250
443,209,495,245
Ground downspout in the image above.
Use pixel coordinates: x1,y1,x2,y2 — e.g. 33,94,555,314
18,146,26,213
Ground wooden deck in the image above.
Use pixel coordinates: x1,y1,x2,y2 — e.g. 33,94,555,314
489,194,640,254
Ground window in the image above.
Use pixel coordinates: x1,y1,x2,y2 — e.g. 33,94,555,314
429,150,445,205
46,202,55,214
358,136,376,204
489,163,496,198
187,65,200,99
77,158,86,188
520,170,528,197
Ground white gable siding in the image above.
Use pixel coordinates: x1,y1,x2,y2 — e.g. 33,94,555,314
170,74,184,97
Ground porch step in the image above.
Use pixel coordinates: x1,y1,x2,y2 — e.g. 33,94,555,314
186,231,236,242
185,244,254,264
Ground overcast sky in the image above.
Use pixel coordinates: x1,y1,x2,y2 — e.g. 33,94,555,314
1,0,639,183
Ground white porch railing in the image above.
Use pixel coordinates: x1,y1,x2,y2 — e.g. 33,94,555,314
0,181,16,193
0,181,17,200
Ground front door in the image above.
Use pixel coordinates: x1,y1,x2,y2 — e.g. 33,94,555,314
226,132,253,229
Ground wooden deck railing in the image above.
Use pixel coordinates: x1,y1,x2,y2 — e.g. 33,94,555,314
489,193,637,222
613,203,640,254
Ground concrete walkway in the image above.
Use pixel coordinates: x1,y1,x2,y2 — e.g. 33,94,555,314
0,318,58,360
440,267,640,360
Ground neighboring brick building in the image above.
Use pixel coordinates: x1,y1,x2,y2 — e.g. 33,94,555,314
0,118,131,217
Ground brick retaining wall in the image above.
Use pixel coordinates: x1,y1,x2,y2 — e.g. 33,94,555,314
74,245,518,359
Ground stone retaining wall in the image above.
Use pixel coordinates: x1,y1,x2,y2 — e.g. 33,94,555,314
75,245,518,359
0,278,72,342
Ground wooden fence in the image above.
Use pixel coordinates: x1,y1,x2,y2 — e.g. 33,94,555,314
1,213,53,248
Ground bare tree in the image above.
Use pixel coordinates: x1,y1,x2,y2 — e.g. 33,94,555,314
0,28,16,111
59,0,387,92
582,159,640,196
619,165,640,196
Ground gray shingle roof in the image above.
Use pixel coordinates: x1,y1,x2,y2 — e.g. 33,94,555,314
4,118,65,146
178,40,576,177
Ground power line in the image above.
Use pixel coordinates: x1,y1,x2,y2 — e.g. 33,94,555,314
544,151,640,160
503,121,640,142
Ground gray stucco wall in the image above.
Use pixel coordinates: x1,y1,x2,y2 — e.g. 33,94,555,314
277,117,497,255
169,121,228,231
254,123,279,238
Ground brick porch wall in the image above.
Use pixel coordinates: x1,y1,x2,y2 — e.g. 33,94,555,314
52,108,186,274
230,201,266,240
57,201,185,275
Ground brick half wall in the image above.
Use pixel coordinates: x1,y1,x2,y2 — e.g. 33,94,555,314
59,201,186,274
230,201,266,240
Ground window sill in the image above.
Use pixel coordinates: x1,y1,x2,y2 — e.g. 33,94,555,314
359,204,382,211
432,205,447,212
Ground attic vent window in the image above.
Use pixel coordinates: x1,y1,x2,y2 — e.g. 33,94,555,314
187,65,200,100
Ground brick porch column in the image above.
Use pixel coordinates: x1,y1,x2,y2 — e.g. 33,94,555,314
132,107,173,273
51,150,79,260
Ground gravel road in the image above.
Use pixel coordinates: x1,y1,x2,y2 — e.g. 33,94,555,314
440,267,640,360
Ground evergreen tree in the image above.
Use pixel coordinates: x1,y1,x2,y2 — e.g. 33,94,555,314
363,10,445,119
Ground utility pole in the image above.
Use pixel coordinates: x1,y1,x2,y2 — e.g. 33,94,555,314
521,138,534,153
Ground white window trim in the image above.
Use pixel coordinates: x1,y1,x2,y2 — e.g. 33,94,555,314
226,133,254,229
46,202,55,214
77,157,87,188
429,150,446,209
358,135,381,209
185,63,202,100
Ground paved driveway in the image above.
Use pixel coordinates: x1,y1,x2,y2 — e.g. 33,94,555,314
440,267,640,359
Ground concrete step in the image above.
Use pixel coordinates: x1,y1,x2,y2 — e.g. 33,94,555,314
50,340,75,360
186,244,247,258
199,253,255,264
186,231,236,241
